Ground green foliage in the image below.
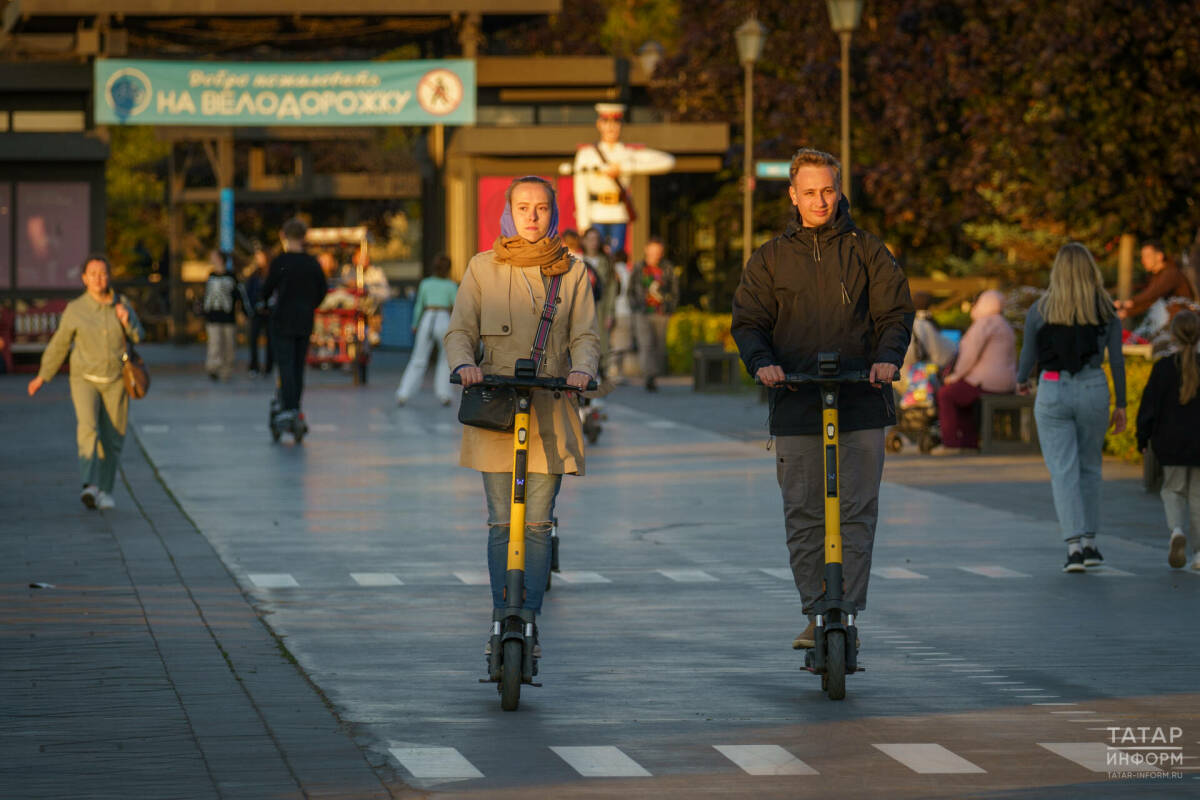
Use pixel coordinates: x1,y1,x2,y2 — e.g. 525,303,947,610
105,126,169,278
649,0,1200,279
488,0,680,57
665,308,749,380
1104,356,1154,463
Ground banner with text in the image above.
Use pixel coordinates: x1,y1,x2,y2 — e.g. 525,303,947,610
94,59,475,126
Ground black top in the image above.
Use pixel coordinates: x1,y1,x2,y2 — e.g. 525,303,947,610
731,196,914,435
1035,322,1104,374
261,252,327,337
1135,352,1200,466
202,271,243,324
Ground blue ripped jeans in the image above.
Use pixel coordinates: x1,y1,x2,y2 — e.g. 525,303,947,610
482,472,561,613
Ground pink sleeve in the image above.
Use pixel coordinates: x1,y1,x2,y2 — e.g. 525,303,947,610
948,323,983,382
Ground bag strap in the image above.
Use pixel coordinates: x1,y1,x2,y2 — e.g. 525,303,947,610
529,272,564,375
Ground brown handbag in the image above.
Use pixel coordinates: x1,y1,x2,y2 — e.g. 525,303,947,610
122,340,150,399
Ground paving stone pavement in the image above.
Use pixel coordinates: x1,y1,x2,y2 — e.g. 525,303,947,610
1,374,401,799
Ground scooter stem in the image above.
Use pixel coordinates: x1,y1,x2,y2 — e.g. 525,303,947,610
505,392,532,604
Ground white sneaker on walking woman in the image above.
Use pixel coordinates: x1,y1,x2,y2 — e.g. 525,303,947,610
80,484,99,509
1168,528,1187,569
97,491,116,510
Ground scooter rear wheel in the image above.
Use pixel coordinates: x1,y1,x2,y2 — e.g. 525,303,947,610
500,639,522,711
825,630,846,700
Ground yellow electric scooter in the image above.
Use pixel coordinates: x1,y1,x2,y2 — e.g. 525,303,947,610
453,358,595,711
766,352,892,701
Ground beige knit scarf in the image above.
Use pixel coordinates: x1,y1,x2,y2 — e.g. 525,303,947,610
492,235,573,276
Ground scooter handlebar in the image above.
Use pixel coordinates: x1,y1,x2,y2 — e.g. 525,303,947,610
755,370,896,386
450,372,598,392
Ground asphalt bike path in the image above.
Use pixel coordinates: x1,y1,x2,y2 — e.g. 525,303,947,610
118,355,1200,799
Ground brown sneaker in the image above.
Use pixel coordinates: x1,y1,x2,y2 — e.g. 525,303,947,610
1169,529,1187,569
792,620,816,649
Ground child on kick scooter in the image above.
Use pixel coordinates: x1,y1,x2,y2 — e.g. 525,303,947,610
444,176,600,667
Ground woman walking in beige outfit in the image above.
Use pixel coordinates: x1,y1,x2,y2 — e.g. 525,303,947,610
27,256,144,510
445,176,600,644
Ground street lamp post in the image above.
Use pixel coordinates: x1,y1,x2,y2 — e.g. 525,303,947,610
826,0,863,202
735,16,767,268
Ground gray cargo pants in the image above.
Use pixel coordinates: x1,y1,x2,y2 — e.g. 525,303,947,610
775,428,885,615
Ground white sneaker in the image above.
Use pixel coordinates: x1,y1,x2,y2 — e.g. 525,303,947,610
1169,529,1187,569
96,491,115,510
80,485,98,509
395,392,407,406
1192,553,1200,571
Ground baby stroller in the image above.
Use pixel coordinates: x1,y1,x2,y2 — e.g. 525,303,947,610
886,360,942,454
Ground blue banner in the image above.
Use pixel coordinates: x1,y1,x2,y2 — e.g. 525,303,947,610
95,59,475,126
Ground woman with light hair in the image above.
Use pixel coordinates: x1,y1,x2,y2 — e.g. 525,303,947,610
1017,242,1126,573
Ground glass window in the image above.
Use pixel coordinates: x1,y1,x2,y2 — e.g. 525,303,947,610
476,106,535,126
16,182,90,289
10,111,86,132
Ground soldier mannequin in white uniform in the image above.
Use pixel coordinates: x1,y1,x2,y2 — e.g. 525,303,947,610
572,103,675,256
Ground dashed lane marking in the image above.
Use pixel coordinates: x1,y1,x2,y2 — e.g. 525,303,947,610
551,746,652,778
432,423,456,434
310,423,338,433
453,570,491,586
873,567,928,579
714,745,818,776
248,573,299,588
141,424,169,434
1087,566,1136,576
873,743,986,774
197,424,225,433
1038,742,1161,774
658,569,719,583
760,568,793,580
389,746,484,780
556,571,612,584
351,572,403,586
959,566,1032,578
646,420,680,429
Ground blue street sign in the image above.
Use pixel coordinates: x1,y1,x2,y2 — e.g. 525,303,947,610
219,188,234,265
756,161,791,180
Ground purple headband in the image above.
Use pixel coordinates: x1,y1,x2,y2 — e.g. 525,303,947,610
500,177,559,239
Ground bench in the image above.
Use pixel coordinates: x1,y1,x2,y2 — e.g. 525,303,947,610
692,344,741,392
978,392,1039,455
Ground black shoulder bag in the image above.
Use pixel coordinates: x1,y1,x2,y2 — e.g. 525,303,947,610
458,273,564,432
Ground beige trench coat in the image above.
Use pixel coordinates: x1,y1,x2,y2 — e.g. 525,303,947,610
444,250,601,475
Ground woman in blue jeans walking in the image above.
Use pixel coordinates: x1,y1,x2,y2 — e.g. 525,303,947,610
1017,243,1127,572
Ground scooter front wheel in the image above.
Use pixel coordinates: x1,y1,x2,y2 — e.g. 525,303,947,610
500,639,522,711
825,630,846,700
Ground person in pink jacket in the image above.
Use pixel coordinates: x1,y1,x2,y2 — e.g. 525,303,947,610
937,289,1018,448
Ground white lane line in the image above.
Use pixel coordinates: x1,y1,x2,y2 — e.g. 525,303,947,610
556,571,612,584
368,423,398,432
252,424,267,432
248,573,299,588
1035,702,1078,706
432,423,456,434
647,420,679,429
551,746,652,777
197,423,225,433
873,743,986,774
389,746,484,780
873,567,928,579
310,423,338,433
141,424,169,434
714,745,818,776
351,572,403,586
760,568,793,580
1050,711,1094,715
1039,742,1161,773
453,570,491,586
959,566,1032,578
1088,566,1136,576
658,569,719,583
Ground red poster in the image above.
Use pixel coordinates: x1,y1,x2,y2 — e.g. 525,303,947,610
476,175,577,254
16,182,90,289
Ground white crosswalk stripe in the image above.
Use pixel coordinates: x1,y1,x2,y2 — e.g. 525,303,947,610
197,423,224,433
959,565,1031,578
389,746,484,779
658,569,718,583
551,746,652,777
453,570,491,586
351,572,403,586
873,743,986,774
714,744,818,776
760,567,793,580
140,424,169,434
1087,566,1136,576
647,420,679,429
248,573,299,588
873,566,928,579
1039,742,1162,773
310,423,338,433
556,571,611,584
